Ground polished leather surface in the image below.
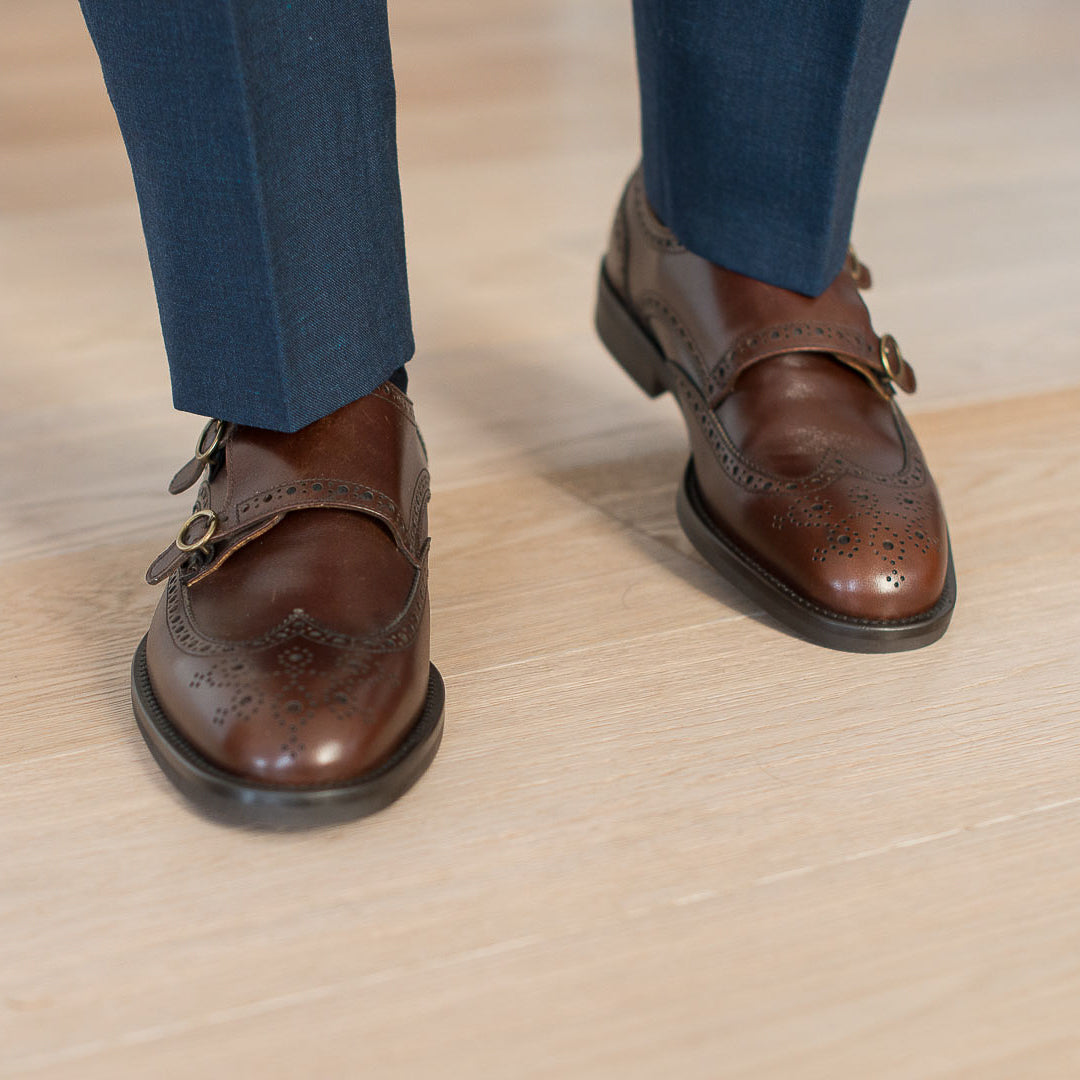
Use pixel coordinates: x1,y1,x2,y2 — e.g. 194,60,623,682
144,382,433,785
606,169,950,621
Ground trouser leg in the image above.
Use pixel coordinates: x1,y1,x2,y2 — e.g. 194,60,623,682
631,0,910,296
79,0,410,432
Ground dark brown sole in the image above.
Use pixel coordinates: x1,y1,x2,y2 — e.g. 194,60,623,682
594,261,956,653
131,636,445,828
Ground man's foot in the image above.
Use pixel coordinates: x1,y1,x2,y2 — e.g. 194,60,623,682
595,168,955,652
133,381,443,826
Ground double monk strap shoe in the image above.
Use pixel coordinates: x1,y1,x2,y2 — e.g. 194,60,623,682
595,168,955,652
132,382,444,826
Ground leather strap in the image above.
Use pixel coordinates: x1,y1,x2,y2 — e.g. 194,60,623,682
168,419,232,495
145,472,425,585
707,321,916,409
147,382,430,587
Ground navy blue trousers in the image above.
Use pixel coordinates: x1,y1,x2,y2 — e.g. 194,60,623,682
80,0,909,432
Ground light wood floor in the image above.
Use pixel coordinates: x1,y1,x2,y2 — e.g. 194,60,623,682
2,2,1080,1077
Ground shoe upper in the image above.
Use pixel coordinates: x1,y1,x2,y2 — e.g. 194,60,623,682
144,382,433,786
605,169,950,621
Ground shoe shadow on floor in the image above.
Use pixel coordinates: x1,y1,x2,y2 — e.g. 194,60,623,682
411,335,773,633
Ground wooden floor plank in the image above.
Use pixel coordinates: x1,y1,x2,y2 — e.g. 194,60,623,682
2,1,1079,1077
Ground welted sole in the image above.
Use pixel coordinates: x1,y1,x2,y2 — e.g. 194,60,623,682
131,637,445,829
594,261,956,653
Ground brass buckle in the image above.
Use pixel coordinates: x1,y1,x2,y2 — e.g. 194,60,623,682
846,245,873,289
879,333,904,382
195,418,224,462
176,509,218,552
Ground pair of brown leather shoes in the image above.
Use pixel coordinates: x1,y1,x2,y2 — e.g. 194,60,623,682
133,168,953,826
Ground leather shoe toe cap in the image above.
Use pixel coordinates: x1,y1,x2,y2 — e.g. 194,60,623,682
145,595,431,786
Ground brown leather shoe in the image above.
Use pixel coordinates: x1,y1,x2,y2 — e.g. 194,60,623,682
132,381,444,825
595,169,955,651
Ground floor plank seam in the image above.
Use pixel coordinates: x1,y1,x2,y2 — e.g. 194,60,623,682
440,609,756,682
733,794,1080,892
11,792,1080,1073
2,935,543,1076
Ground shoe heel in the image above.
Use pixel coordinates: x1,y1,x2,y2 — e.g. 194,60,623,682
594,262,668,398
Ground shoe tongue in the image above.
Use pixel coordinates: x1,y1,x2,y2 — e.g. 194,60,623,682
712,261,873,344
224,386,413,505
